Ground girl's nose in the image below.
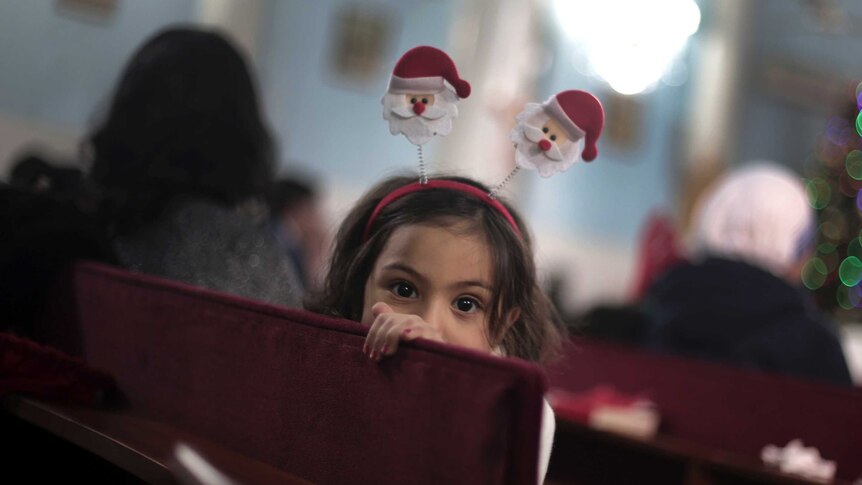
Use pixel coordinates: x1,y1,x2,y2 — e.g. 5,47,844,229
419,302,445,331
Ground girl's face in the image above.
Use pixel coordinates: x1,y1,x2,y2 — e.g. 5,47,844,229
361,222,494,353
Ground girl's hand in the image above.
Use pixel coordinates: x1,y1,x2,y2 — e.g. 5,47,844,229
363,302,445,361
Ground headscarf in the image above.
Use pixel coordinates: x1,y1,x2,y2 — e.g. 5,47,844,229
691,163,814,276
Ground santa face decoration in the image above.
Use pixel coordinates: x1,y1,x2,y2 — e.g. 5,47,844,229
511,90,604,178
381,46,471,146
382,88,460,145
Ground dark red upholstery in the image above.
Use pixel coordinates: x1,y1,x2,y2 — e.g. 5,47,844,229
0,332,114,403
43,261,546,485
547,339,862,481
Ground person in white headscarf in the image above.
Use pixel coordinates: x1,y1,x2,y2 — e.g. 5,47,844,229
691,163,814,280
642,162,852,386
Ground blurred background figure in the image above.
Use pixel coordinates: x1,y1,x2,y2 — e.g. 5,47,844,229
8,150,98,212
267,175,327,291
629,211,687,301
85,26,303,307
569,212,685,346
1,152,115,340
641,163,852,385
10,153,71,193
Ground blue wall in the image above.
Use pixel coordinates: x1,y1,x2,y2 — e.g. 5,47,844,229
0,0,195,129
258,0,455,185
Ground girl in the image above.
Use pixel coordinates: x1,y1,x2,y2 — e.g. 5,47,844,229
308,174,565,481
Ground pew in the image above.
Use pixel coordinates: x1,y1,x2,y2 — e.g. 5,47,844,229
10,261,547,484
2,394,310,484
546,339,862,484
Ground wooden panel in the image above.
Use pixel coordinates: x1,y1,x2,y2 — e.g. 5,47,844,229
2,396,311,484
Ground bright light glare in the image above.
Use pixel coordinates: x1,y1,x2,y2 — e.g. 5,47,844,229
553,0,701,95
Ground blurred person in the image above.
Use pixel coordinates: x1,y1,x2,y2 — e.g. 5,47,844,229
629,211,686,300
573,304,651,347
1,151,113,340
642,163,852,385
566,213,683,348
0,183,116,340
8,151,99,212
86,26,302,307
10,154,60,192
267,176,326,290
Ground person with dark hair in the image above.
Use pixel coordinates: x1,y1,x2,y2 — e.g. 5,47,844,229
85,26,301,306
267,177,326,290
307,173,565,482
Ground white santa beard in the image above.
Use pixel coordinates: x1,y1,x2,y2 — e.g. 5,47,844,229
382,90,459,145
512,123,583,177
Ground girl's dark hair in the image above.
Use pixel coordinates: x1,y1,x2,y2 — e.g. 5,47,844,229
307,174,565,364
86,26,274,234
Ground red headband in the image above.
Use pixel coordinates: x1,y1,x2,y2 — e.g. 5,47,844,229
362,180,522,241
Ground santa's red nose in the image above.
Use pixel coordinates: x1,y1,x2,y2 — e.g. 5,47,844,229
412,102,426,115
538,139,552,151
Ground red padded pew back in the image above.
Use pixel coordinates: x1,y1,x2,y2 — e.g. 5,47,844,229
44,262,546,485
547,339,862,481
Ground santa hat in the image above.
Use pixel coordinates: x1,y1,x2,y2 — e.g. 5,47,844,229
543,90,604,162
387,46,471,99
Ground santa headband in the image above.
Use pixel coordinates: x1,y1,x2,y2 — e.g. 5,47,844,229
374,46,605,240
386,46,471,98
544,96,586,143
362,179,522,242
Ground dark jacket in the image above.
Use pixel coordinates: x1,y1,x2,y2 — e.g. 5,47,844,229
0,186,116,339
642,257,852,386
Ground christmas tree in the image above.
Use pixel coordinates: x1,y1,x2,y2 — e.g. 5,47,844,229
801,81,862,318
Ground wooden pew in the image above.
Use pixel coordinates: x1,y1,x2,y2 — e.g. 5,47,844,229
3,394,309,484
27,261,547,484
546,339,862,484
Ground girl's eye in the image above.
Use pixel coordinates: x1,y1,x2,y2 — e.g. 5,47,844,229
542,127,549,133
454,297,480,313
550,134,557,141
421,97,428,104
391,281,417,299
410,97,417,104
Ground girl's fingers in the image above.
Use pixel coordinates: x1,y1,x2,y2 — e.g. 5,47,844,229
400,323,444,344
370,316,398,360
363,312,390,358
364,302,396,358
380,320,410,356
366,313,406,360
363,309,444,361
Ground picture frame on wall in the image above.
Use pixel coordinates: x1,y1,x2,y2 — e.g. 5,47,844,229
56,0,118,22
327,4,398,90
